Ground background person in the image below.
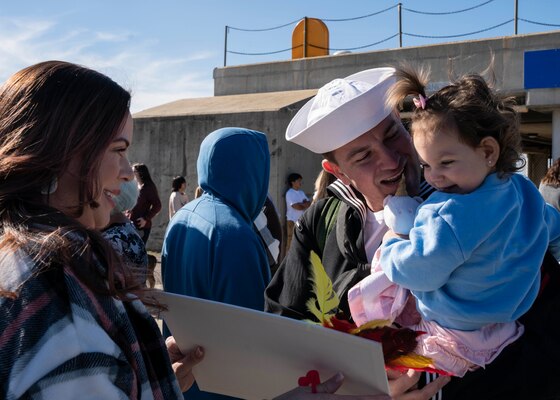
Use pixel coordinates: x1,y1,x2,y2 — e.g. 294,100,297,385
169,175,189,219
539,157,560,211
162,127,272,400
102,178,150,286
130,162,162,244
312,169,337,203
285,172,311,250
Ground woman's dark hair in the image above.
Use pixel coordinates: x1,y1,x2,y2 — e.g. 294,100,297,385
386,64,523,177
541,158,560,188
132,163,154,186
171,176,186,192
0,61,145,302
287,173,302,186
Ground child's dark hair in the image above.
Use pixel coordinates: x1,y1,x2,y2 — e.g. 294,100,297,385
287,173,302,186
386,64,523,177
171,175,186,192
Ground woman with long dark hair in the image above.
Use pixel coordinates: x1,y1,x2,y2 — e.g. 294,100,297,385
130,163,162,244
0,61,198,398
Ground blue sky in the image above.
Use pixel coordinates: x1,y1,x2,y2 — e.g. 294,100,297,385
1,0,557,113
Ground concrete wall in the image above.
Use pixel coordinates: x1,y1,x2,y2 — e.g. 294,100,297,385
214,31,560,96
131,111,323,251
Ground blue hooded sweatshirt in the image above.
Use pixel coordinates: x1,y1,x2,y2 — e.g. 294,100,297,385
162,127,271,399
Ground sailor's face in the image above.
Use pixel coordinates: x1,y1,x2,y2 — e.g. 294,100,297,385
326,114,420,211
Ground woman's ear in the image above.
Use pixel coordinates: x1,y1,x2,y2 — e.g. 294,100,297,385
322,159,350,185
480,136,500,166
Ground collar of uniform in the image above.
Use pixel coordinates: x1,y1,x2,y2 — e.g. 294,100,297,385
327,180,368,224
418,179,436,200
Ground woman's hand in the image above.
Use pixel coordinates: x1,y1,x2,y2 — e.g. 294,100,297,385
165,337,204,392
136,217,147,228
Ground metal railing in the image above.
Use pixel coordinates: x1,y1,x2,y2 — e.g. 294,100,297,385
223,0,560,66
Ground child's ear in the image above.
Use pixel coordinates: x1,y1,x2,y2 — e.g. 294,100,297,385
480,136,500,166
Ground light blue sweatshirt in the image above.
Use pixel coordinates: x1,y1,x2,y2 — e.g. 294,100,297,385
381,173,560,330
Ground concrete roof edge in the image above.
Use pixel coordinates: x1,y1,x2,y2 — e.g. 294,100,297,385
133,89,318,119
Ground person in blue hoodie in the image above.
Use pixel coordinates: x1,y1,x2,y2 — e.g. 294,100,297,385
162,127,272,400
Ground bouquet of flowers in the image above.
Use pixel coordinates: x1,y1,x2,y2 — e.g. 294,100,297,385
305,250,448,375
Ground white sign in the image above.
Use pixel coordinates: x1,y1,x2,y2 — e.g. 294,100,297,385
157,291,389,400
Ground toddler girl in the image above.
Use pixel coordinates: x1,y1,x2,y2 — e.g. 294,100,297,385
348,65,560,376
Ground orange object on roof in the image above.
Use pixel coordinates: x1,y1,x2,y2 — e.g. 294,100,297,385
292,18,329,59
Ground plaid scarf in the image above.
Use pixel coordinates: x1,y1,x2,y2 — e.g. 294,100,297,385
0,237,182,400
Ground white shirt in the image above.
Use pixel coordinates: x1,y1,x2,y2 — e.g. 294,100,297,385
169,191,189,219
285,188,309,222
363,208,388,263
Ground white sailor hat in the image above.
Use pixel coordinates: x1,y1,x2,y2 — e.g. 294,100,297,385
285,67,396,154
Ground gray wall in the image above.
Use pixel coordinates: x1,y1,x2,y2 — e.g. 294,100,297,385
130,111,323,251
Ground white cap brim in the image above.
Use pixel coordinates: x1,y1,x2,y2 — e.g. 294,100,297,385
286,67,396,154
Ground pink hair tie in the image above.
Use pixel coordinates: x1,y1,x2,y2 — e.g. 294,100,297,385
413,94,427,110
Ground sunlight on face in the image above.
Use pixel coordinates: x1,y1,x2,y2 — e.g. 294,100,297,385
414,127,492,194
90,113,134,229
49,113,134,229
327,114,420,211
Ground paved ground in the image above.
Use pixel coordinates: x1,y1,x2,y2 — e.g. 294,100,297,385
147,251,164,331
148,251,163,289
